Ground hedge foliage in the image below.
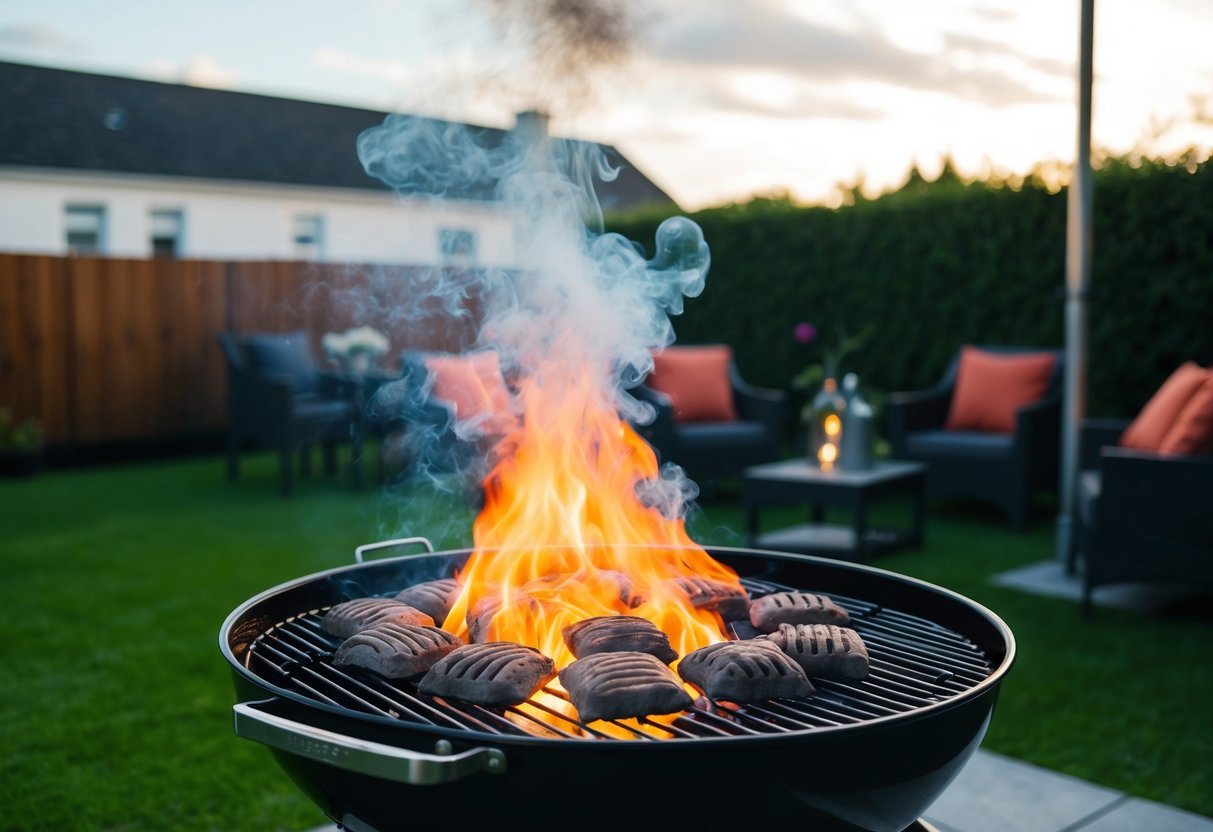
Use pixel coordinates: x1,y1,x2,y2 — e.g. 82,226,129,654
607,157,1213,427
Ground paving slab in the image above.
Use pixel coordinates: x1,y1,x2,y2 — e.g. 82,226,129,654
989,559,1208,612
1077,797,1213,832
302,746,1213,832
922,748,1123,832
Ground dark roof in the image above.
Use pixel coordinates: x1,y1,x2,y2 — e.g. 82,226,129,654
0,60,677,213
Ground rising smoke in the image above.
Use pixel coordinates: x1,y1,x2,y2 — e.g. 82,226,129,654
358,112,709,526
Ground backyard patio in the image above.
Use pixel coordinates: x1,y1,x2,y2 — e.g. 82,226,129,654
1,447,1210,831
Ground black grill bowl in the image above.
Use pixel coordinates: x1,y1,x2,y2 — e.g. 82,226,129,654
220,545,1015,831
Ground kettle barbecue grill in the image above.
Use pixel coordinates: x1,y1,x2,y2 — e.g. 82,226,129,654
220,538,1015,831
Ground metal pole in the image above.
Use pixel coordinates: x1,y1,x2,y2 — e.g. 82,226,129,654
1057,0,1095,568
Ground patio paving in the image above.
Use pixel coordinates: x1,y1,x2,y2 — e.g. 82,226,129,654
923,748,1213,832
989,557,1210,612
303,746,1213,831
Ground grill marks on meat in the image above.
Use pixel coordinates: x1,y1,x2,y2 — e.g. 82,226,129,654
678,639,814,702
561,615,678,664
393,578,459,624
559,651,694,723
332,623,463,679
765,623,870,680
668,575,752,621
748,591,850,632
329,582,858,715
418,642,556,706
321,598,435,639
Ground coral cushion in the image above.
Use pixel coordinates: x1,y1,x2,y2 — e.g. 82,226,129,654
1157,373,1213,455
1120,362,1211,451
944,347,1056,433
425,351,513,432
648,345,738,423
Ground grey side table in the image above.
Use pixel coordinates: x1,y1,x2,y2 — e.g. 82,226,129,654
742,458,927,562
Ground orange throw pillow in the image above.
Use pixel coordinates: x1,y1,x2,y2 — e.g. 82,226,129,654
1120,361,1211,451
1157,373,1213,455
648,345,738,423
425,351,514,432
944,347,1056,433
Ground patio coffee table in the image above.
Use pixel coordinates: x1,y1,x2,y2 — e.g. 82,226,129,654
742,458,927,562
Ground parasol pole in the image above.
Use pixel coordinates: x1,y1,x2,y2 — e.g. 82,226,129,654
1057,0,1095,568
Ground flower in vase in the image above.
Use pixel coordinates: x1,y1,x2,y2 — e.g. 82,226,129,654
790,321,875,423
322,326,390,372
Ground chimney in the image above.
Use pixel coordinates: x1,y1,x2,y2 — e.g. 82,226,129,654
514,110,551,142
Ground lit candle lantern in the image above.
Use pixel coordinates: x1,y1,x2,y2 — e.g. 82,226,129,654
818,441,838,472
809,376,847,471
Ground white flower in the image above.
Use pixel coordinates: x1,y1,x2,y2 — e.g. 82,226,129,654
322,331,348,359
322,327,390,359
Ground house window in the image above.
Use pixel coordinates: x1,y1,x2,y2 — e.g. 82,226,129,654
440,228,476,268
150,209,184,258
292,214,324,260
65,205,106,255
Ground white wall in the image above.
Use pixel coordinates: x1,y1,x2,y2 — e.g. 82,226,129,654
0,167,519,267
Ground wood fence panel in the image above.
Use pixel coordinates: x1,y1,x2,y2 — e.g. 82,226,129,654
0,255,489,450
68,256,107,443
121,259,162,440
173,260,229,433
229,260,310,335
158,258,189,433
306,265,362,351
0,255,71,442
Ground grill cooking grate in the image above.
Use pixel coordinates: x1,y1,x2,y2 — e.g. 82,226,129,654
245,576,995,740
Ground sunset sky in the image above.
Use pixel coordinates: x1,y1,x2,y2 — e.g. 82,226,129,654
2,0,1211,211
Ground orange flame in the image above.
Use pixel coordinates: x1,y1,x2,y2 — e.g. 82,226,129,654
439,343,742,729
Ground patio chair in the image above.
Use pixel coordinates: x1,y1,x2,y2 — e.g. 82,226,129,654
218,330,364,496
1070,361,1213,616
886,344,1064,531
631,344,788,491
373,349,516,496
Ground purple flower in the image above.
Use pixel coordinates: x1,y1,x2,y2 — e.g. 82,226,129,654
793,322,817,344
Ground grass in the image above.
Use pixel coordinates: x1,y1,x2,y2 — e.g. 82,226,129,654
1,451,1210,831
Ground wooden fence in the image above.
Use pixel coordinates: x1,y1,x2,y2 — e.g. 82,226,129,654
0,255,485,447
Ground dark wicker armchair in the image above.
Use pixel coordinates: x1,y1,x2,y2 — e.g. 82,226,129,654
218,330,364,496
631,345,788,489
1070,362,1213,616
886,344,1064,531
368,349,515,496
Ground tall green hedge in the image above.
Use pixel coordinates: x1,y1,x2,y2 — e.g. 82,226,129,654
608,157,1213,425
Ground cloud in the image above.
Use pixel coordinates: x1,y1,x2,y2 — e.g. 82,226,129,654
313,47,418,85
969,4,1018,24
698,81,885,121
1165,0,1213,23
0,23,80,53
312,45,507,123
145,55,240,89
942,31,1074,79
647,1,1065,108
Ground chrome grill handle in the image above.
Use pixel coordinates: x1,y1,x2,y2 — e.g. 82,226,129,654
233,700,505,784
354,536,435,564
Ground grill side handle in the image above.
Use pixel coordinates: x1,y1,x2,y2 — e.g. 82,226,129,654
354,537,435,564
233,700,506,784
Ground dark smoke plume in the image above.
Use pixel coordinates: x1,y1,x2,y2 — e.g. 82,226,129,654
474,0,651,115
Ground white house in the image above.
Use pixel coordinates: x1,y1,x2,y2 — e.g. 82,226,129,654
0,61,677,268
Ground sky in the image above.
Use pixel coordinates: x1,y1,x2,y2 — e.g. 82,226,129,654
1,0,1211,211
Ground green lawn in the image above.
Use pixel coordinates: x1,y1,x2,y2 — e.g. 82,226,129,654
1,451,1210,831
